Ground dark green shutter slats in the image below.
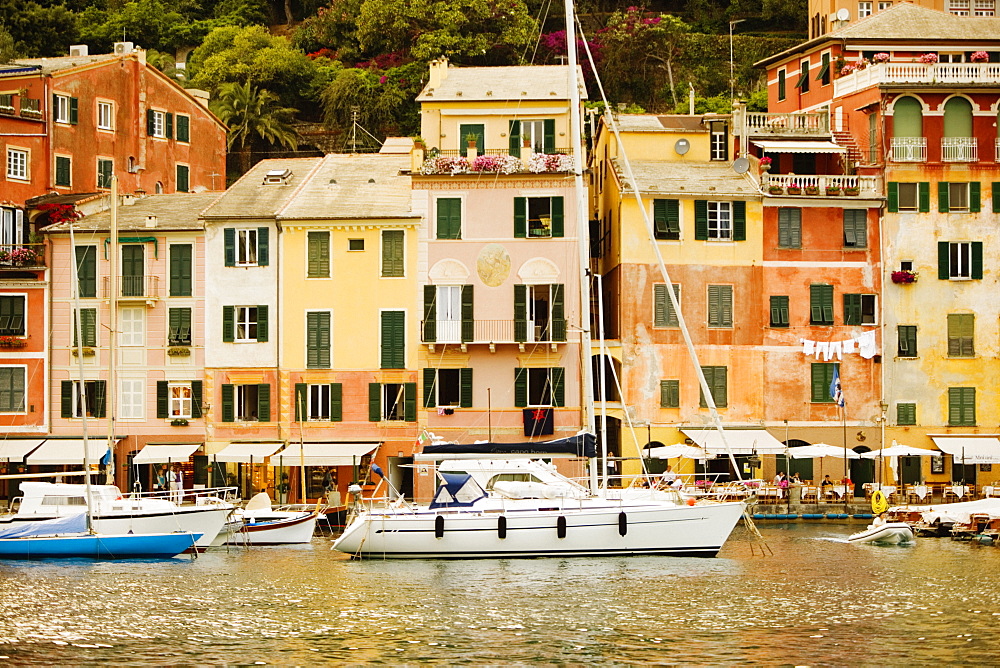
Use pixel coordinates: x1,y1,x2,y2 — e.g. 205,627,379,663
307,311,331,368
221,384,234,422
514,368,527,407
551,367,565,407
222,306,234,342
551,283,566,341
972,241,983,279
330,383,342,421
461,284,474,342
381,311,404,369
844,293,862,325
653,200,668,238
423,285,436,342
459,368,473,408
294,383,306,421
509,120,521,157
257,383,270,422
191,381,203,418
308,232,330,277
156,381,168,419
550,196,564,238
513,197,527,238
514,284,527,342
69,97,78,124
423,368,436,408
177,115,190,142
543,119,556,154
165,112,173,139
177,162,190,191
970,182,981,212
992,182,1000,213
918,182,930,212
257,228,269,266
146,109,155,135
61,380,73,418
694,200,708,240
887,182,898,212
76,246,96,298
938,241,950,280
170,244,192,296
404,383,416,422
732,201,746,241
810,285,833,324
939,181,950,212
437,198,461,240
660,379,679,408
369,383,381,421
56,156,71,187
93,380,106,418
224,229,236,267
257,304,269,342
381,230,403,277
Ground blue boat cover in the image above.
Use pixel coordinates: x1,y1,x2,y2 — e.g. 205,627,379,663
0,513,87,539
422,433,597,458
429,473,487,509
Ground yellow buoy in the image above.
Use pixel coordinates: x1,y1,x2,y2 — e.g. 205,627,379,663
871,490,889,515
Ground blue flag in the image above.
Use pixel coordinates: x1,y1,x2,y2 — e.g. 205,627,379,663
371,463,385,479
829,367,845,407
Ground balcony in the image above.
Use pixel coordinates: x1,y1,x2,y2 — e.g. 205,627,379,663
891,137,927,163
942,137,977,163
102,275,159,303
421,319,567,352
0,94,13,116
740,112,829,137
0,244,45,270
835,62,1000,96
762,174,882,198
19,97,41,119
418,150,574,176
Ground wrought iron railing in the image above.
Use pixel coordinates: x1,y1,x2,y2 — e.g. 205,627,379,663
102,275,160,299
891,137,927,163
421,319,567,344
941,137,977,163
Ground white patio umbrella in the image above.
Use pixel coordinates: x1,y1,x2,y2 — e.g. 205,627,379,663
788,444,862,459
647,444,711,460
860,444,936,459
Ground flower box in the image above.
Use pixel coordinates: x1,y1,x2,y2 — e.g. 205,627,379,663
844,186,860,196
804,186,819,195
826,187,841,196
0,336,27,348
768,185,783,195
170,418,189,426
167,346,191,356
787,186,802,195
891,270,918,284
71,346,95,356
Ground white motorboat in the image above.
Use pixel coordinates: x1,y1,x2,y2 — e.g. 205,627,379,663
1,482,235,551
847,521,915,545
225,493,319,545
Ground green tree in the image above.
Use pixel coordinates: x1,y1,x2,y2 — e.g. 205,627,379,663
211,80,301,172
0,1,78,57
0,22,16,63
319,59,423,139
599,9,690,109
77,0,187,53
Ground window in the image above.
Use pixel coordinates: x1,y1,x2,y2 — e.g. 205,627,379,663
176,164,189,193
167,383,193,419
307,231,330,278
168,307,192,346
60,380,107,418
939,182,980,213
843,294,876,325
778,69,786,101
888,182,928,212
660,379,680,408
897,325,917,357
796,61,810,92
7,148,27,180
710,122,728,161
349,239,364,251
843,210,867,248
98,101,113,130
119,378,144,419
810,284,834,325
947,314,975,357
97,158,113,188
436,198,462,239
818,52,831,86
118,307,144,347
121,244,144,297
509,119,555,156
707,285,733,328
226,306,267,343
221,383,270,422
157,381,202,419
699,366,728,408
811,363,839,403
147,110,172,139
948,387,976,426
0,367,26,413
423,368,473,408
380,310,405,369
778,208,801,248
176,115,190,143
369,382,416,421
55,156,71,188
306,311,331,368
0,206,24,249
75,246,97,298
859,1,873,17
73,308,97,347
949,0,970,14
0,296,25,336
515,284,566,343
896,402,916,425
514,196,565,238
653,199,680,240
169,244,193,296
974,0,995,15
878,0,892,9
223,228,270,267
514,367,566,408
294,383,342,421
654,283,680,328
770,296,789,327
53,94,77,124
381,230,404,277
939,241,982,280
694,200,745,241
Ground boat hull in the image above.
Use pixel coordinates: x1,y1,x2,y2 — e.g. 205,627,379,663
0,532,203,560
847,522,915,545
333,500,745,559
226,511,319,545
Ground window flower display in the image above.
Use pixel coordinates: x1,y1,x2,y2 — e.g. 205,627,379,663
970,51,989,63
918,53,939,64
872,52,890,63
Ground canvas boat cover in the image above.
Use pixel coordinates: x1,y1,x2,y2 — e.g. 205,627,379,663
0,512,87,539
421,433,597,459
428,472,487,509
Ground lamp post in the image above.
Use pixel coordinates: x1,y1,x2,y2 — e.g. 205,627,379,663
729,19,746,104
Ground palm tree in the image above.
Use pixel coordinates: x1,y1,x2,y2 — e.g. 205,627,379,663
211,81,300,173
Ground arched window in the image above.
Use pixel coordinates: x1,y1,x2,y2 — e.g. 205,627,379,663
891,96,924,162
942,97,975,162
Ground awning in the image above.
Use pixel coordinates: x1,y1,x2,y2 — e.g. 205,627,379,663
752,140,847,154
271,442,378,467
25,439,116,465
681,429,787,455
132,443,202,465
212,442,284,463
930,437,1000,464
0,439,45,462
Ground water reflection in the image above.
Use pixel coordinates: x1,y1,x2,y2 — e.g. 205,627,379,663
0,522,998,665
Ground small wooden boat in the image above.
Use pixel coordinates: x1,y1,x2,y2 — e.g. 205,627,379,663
848,522,914,545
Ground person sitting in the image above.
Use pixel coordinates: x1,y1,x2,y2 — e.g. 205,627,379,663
821,475,834,487
659,466,678,488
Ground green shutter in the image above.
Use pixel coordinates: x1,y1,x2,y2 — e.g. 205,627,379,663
156,381,168,419
257,383,270,422
423,285,436,343
514,285,527,342
770,295,789,327
653,200,668,238
694,200,708,240
165,112,173,139
294,383,306,421
551,367,565,407
459,368,473,408
810,285,833,324
992,183,1000,213
423,368,436,408
514,368,528,407
887,182,898,212
221,384,234,422
972,242,983,279
146,109,155,135
843,293,860,325
437,198,461,240
170,244,192,296
76,246,96,298
938,241,950,279
256,304,268,342
543,119,556,154
177,115,190,142
381,230,403,278
811,364,828,402
509,120,521,157
732,201,746,241
222,306,234,342
970,182,981,212
461,284,474,342
93,380,106,418
55,156,71,187
381,311,404,369
69,96,78,124
938,182,950,212
61,380,73,418
257,228,269,266
224,228,236,267
307,312,331,368
918,182,930,212
308,231,330,278
330,383,342,421
660,379,679,408
513,197,527,238
897,402,916,426
404,383,416,422
191,381,203,418
550,196,564,238
369,383,381,421
551,283,566,341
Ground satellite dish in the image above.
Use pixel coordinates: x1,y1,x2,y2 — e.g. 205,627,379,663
674,138,690,155
837,7,850,20
732,157,750,174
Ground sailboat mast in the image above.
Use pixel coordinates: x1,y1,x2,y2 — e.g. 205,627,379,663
69,195,95,532
106,176,118,485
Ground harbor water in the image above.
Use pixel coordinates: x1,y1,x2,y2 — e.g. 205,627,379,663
1,521,998,665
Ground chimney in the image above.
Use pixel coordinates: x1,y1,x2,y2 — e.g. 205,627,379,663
145,215,157,228
427,57,449,90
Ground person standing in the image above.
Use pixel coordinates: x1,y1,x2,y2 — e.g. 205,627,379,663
156,465,168,492
170,465,184,504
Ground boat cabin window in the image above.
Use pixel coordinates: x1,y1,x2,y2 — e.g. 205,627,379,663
41,495,87,506
486,473,544,490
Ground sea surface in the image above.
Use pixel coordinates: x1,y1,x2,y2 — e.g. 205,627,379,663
0,521,997,665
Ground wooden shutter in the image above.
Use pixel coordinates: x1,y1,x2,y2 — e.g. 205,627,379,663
513,197,527,238
770,296,789,327
170,244,192,296
221,384,234,422
508,120,521,157
56,156,70,187
191,381,203,418
146,109,155,135
708,286,732,327
76,246,96,298
811,364,829,403
423,369,436,408
307,312,331,368
177,115,189,142
294,383,306,421
256,304,269,342
660,379,679,408
732,201,746,241
423,285,436,343
896,403,916,425
514,284,527,342
165,112,173,139
459,368,473,408
380,311,404,369
992,183,1000,214
308,231,330,277
543,119,556,154
844,294,861,325
514,368,527,408
653,200,668,238
69,96,78,124
972,241,983,279
257,228,269,266
404,383,417,422
461,284,474,342
157,381,168,419
330,383,342,421
938,181,950,212
938,241,950,279
551,367,565,407
257,383,270,422
694,200,708,240
93,380,107,418
381,230,403,278
550,196,564,237
551,283,566,341
918,182,930,212
369,383,381,421
222,306,234,342
61,380,74,418
224,228,236,266
887,182,898,212
970,182,981,212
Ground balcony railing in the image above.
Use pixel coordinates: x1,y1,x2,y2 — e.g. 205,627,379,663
763,174,882,197
741,112,829,136
0,94,14,115
19,97,41,118
421,319,567,345
891,137,927,163
0,244,45,269
102,275,159,300
942,137,977,163
418,150,574,175
835,62,1000,96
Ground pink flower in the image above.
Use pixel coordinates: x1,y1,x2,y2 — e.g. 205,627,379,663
970,51,989,63
918,53,938,64
872,52,890,63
